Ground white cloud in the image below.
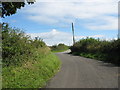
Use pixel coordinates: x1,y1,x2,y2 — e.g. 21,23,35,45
28,15,59,24
86,16,118,30
27,29,72,46
36,0,118,3
22,0,118,30
27,29,105,46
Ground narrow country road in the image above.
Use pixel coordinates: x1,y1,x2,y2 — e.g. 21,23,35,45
46,50,119,88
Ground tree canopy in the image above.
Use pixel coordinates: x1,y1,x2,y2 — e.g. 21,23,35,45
1,1,35,18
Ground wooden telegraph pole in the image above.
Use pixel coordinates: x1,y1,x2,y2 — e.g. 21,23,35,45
118,2,120,39
72,22,75,45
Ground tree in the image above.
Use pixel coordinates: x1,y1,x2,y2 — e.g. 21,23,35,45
1,1,35,18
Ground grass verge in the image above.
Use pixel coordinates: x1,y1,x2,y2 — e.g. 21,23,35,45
2,53,61,88
72,52,106,61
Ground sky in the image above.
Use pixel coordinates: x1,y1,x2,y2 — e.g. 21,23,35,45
2,0,119,46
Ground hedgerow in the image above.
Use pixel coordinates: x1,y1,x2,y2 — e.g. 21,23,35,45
2,23,46,66
70,37,120,66
2,23,61,88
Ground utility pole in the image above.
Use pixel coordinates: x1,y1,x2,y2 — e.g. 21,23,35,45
118,2,120,39
72,22,75,45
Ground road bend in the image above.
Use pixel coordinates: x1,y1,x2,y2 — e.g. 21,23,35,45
46,50,118,88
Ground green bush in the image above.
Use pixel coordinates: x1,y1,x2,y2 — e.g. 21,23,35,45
2,24,46,66
70,38,120,66
2,23,61,88
70,38,100,53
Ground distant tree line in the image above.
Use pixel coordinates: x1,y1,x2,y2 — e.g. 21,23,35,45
50,43,69,52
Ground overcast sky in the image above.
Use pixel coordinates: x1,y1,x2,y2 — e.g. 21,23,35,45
3,0,119,46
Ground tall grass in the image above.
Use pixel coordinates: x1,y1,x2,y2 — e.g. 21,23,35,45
3,52,61,88
70,38,120,66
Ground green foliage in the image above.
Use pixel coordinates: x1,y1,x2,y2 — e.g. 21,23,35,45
105,39,120,64
3,53,61,88
2,23,61,88
71,38,100,53
50,43,69,52
70,38,120,66
2,23,45,66
2,2,35,18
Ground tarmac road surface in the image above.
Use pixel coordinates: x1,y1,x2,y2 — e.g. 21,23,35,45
46,50,119,88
